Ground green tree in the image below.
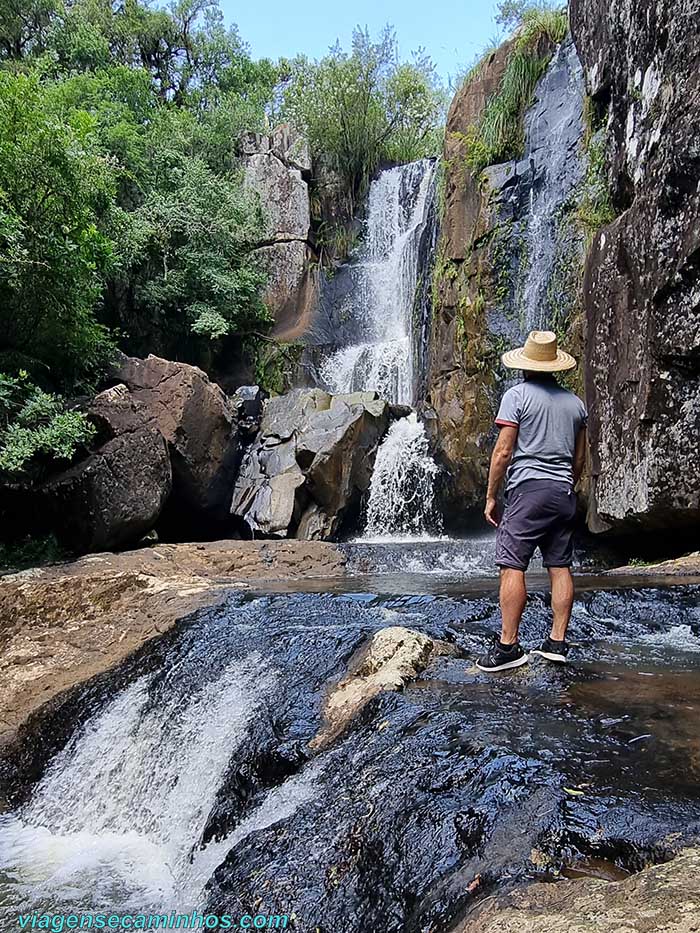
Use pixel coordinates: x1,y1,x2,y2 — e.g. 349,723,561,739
280,27,446,207
0,71,116,387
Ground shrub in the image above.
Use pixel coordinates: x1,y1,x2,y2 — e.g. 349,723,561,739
279,28,447,209
0,372,95,476
458,2,568,175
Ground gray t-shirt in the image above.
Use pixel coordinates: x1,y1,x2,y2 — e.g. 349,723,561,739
495,376,587,491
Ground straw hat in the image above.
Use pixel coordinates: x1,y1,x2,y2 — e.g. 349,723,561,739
501,330,576,372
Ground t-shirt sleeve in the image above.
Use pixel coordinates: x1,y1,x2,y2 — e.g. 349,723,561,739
495,387,521,427
578,397,588,428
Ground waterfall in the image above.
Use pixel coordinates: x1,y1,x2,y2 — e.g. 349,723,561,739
309,160,441,538
317,159,438,407
0,649,319,914
518,39,586,331
362,413,441,541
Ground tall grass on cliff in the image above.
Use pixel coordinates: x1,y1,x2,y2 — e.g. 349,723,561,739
460,2,568,175
279,28,447,211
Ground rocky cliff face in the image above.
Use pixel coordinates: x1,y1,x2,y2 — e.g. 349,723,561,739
571,0,700,535
426,42,516,517
428,35,586,520
241,126,319,340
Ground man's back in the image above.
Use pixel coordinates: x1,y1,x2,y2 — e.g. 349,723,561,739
495,375,587,490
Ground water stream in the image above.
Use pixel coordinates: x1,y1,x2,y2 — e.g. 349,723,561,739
316,160,437,407
1,560,699,929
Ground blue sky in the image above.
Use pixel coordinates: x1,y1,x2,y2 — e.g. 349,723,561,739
220,0,504,87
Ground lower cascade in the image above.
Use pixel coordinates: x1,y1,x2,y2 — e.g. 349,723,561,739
362,413,441,540
2,586,700,926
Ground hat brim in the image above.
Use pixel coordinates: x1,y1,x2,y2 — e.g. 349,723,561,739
501,347,577,372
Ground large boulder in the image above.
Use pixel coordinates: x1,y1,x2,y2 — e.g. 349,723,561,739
115,355,242,529
571,0,700,535
231,388,390,539
43,427,171,554
242,127,318,336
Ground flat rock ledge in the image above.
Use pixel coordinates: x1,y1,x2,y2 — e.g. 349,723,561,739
0,540,346,744
608,551,700,577
458,846,700,933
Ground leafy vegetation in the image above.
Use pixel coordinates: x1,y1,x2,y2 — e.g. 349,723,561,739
458,2,568,175
0,0,278,413
0,371,95,476
576,102,615,241
279,27,447,210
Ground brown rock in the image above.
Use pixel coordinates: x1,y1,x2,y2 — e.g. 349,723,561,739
455,847,700,933
309,626,456,751
116,354,241,524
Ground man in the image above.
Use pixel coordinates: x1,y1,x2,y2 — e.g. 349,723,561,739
476,330,587,672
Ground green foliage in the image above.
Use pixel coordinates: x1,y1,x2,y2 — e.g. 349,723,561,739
116,156,270,344
0,70,116,387
0,371,95,475
0,0,278,396
576,130,615,241
0,534,65,571
458,2,567,175
280,28,447,207
253,341,303,396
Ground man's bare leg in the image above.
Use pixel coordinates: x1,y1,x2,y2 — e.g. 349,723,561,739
548,567,574,641
499,568,527,645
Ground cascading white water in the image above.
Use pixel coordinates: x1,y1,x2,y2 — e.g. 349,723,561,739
316,160,442,538
0,652,319,914
319,160,437,406
517,39,586,332
362,413,441,541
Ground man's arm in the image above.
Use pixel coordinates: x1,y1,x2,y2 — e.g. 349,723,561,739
484,425,518,527
573,426,587,485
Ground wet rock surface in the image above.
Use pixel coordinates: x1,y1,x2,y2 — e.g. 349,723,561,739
427,37,586,521
571,0,700,535
1,580,699,930
0,539,346,743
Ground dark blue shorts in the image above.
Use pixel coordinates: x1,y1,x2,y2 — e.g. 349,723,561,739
495,479,577,571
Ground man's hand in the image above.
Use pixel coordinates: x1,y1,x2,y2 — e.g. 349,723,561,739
484,496,499,527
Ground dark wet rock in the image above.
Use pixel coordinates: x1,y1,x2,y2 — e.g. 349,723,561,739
115,354,242,530
41,428,171,555
231,388,390,539
571,0,700,536
2,584,700,926
231,385,268,439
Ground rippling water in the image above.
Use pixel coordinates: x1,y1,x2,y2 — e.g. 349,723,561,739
1,576,699,929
